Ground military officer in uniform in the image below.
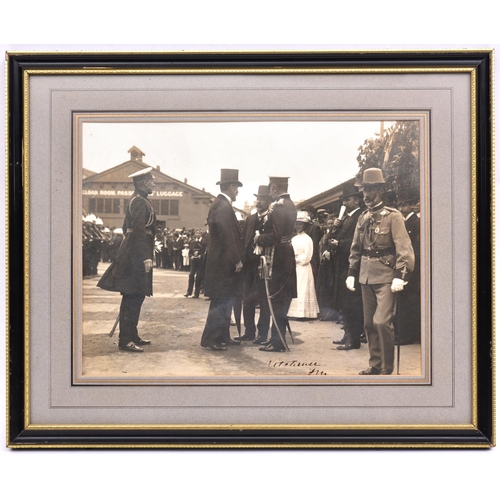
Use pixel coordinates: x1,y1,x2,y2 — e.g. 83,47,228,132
347,168,414,375
239,185,273,343
257,176,297,352
97,167,156,352
82,215,95,278
200,169,245,351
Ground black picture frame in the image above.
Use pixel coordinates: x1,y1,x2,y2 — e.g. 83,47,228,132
6,50,494,449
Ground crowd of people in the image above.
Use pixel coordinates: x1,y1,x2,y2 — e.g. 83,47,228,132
153,228,209,273
82,217,209,278
82,214,123,278
89,166,421,375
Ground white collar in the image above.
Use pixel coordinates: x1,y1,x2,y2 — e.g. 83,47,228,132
347,207,361,217
220,192,233,204
404,212,415,221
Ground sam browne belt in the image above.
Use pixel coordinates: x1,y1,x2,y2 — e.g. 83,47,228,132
362,247,394,258
126,228,153,235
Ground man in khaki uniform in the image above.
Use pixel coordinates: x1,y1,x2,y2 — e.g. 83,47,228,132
347,168,415,375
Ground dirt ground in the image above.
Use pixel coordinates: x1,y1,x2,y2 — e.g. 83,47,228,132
80,263,423,383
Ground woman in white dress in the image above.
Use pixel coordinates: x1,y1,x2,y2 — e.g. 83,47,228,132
288,212,319,319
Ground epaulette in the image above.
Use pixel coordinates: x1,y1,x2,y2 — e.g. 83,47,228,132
383,205,399,212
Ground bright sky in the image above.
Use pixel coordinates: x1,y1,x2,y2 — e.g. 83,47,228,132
82,121,389,210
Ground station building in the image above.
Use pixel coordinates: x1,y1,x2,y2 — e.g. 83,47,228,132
82,146,217,230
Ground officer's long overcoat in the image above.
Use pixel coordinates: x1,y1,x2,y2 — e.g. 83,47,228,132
97,192,156,296
256,194,297,298
203,194,245,298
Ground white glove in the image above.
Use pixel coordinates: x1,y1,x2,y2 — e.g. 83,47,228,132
345,276,356,292
253,245,263,255
322,250,330,260
144,259,153,273
391,278,407,293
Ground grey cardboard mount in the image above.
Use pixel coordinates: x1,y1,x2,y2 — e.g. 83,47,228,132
28,72,471,426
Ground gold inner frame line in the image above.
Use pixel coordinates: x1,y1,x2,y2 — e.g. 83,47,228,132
18,65,483,438
72,110,431,386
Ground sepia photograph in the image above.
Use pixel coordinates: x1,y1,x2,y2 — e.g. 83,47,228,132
77,114,426,384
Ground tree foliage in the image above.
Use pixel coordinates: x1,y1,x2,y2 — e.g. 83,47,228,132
355,121,420,201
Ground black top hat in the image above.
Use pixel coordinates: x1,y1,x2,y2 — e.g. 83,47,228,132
268,176,289,185
342,183,363,199
216,168,243,187
254,185,272,198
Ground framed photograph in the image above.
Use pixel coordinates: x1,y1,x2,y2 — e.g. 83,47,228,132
6,49,494,448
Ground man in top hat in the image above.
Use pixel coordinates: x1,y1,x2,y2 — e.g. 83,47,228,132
200,169,245,351
97,167,156,352
347,168,414,374
256,176,297,352
330,183,364,350
396,192,421,345
238,185,274,343
302,204,323,286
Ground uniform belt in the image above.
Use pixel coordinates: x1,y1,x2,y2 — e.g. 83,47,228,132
280,236,292,243
362,248,394,257
126,228,153,235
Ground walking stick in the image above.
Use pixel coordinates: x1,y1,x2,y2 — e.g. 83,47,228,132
397,341,401,375
395,293,401,375
109,313,120,337
286,319,295,344
233,297,242,337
